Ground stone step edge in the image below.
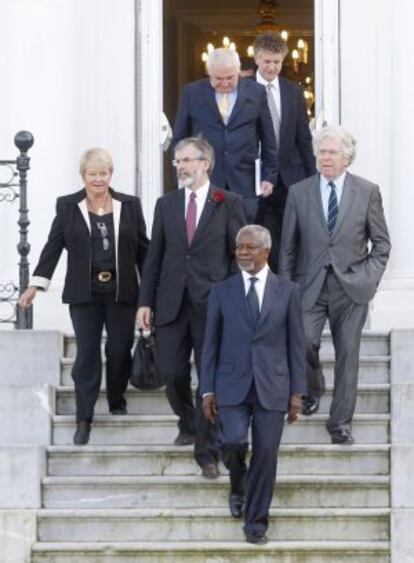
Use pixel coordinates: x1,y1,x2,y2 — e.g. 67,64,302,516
31,540,391,553
62,330,391,340
38,507,391,518
52,413,391,423
54,383,391,394
46,443,391,454
42,474,390,485
60,354,391,365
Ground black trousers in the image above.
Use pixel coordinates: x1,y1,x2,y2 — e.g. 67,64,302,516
69,293,136,422
256,180,288,273
218,383,285,535
154,291,218,468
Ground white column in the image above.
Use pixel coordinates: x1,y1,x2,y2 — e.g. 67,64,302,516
137,0,164,233
339,0,414,328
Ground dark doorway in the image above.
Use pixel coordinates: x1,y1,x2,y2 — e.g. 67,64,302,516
163,0,315,190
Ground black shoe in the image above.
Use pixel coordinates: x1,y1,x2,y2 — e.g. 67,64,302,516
229,493,244,518
111,407,128,415
330,428,354,445
173,431,195,446
245,530,268,545
201,463,220,480
302,396,320,416
73,421,91,445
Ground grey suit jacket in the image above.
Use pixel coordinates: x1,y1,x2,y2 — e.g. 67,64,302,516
279,172,391,311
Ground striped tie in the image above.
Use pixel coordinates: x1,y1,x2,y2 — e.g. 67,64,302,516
327,181,338,234
266,83,281,147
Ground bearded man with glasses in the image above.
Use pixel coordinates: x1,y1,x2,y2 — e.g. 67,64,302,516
137,136,246,480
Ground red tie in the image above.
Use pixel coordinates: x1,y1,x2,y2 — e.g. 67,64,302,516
186,192,197,245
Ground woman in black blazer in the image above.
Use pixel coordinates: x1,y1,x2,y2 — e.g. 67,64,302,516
19,148,148,445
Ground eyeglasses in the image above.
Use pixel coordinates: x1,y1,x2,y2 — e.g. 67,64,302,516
172,157,207,167
96,222,110,251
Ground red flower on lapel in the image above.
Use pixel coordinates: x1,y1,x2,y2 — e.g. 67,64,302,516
211,190,226,204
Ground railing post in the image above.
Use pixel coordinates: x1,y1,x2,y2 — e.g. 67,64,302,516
0,130,34,329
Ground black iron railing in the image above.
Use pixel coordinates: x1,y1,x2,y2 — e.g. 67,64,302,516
0,131,34,328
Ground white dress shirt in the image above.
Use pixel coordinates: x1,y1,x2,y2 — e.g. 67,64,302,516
256,71,282,119
241,264,269,311
320,172,346,222
185,182,209,226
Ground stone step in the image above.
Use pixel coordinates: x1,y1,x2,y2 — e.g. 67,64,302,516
60,355,391,387
55,383,390,416
51,414,390,446
31,540,391,563
46,444,390,477
37,507,390,542
63,330,390,358
42,475,390,509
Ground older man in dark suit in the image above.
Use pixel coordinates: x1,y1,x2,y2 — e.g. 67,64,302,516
253,32,317,271
173,47,278,222
201,225,306,545
137,137,246,479
279,126,391,444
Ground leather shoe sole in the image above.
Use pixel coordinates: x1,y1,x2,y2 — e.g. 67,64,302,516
173,432,195,446
245,531,268,545
331,430,354,445
201,463,220,479
111,407,128,415
302,396,320,416
229,493,244,518
73,421,91,446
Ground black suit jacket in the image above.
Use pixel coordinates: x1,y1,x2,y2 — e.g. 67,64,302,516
31,188,148,304
138,186,246,325
173,77,278,219
276,76,316,188
200,271,306,412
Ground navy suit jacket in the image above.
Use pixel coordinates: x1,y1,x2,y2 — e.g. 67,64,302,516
200,271,306,412
173,77,278,219
276,77,316,188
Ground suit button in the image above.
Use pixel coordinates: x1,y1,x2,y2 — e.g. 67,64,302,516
224,151,229,155
186,255,191,259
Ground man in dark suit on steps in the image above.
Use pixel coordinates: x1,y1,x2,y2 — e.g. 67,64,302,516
201,225,306,544
253,32,316,271
137,137,246,479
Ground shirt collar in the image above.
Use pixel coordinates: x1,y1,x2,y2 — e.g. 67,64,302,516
320,170,347,191
256,71,279,90
185,181,210,199
241,264,269,284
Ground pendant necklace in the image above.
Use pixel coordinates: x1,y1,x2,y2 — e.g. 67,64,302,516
88,192,109,216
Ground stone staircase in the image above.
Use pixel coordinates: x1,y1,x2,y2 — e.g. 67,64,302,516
31,332,391,562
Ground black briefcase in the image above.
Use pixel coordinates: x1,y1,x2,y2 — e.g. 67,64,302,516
130,330,165,390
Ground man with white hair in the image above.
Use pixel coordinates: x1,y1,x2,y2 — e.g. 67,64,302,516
173,47,278,222
279,126,391,444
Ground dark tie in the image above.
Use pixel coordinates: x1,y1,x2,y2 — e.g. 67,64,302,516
247,277,260,326
266,83,281,147
186,192,197,245
327,181,338,234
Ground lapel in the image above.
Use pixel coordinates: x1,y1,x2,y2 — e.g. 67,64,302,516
202,80,223,124
191,186,216,246
279,78,290,144
227,273,251,327
310,175,329,234
112,197,121,272
171,189,188,246
77,198,91,233
331,172,356,235
253,271,278,338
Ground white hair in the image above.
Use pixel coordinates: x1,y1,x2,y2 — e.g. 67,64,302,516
206,48,241,74
236,225,272,249
313,125,357,165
